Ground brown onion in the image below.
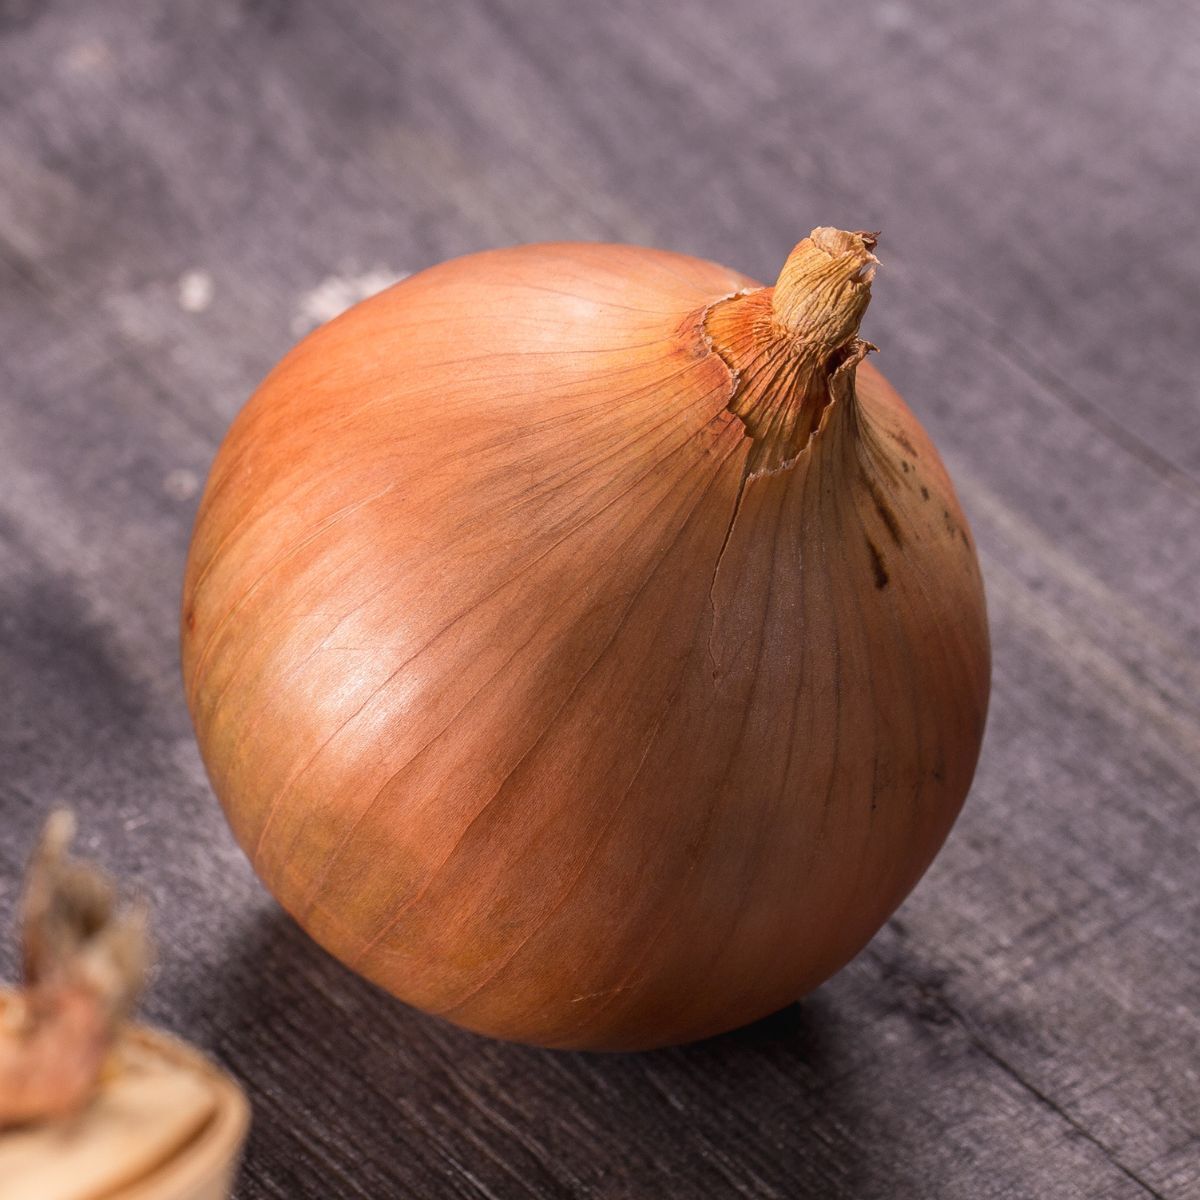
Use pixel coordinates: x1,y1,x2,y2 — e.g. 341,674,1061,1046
182,228,989,1050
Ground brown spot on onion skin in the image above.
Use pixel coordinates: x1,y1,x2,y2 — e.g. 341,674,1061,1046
866,538,890,589
859,467,904,546
891,429,920,459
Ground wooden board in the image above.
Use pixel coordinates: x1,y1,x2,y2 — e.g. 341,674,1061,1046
1,1,1197,1196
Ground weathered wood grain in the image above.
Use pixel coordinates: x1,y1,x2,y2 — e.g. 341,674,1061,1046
1,1,1197,1197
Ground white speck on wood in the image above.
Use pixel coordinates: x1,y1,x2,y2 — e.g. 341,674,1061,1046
60,40,115,77
877,1,913,30
292,269,408,335
163,468,200,500
178,270,214,313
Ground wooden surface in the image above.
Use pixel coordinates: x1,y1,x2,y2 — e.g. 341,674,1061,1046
1,1,1197,1196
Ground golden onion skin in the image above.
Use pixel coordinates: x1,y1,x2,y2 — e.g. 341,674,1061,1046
182,234,989,1050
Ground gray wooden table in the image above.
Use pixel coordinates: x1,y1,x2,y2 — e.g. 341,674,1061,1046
2,2,1198,1197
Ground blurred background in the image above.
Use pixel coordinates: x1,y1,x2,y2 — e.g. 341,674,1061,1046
1,2,1197,1198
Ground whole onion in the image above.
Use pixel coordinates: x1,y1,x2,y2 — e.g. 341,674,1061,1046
182,228,989,1050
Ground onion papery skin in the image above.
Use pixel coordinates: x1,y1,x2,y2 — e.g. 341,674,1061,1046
182,236,989,1051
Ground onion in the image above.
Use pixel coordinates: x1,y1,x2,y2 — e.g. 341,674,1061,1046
182,228,989,1050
